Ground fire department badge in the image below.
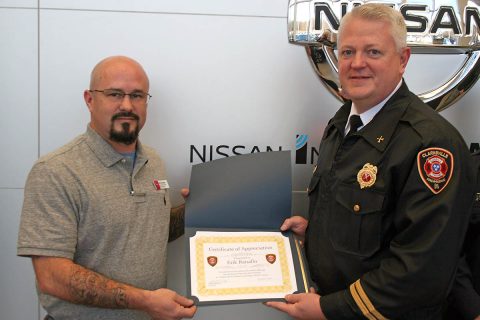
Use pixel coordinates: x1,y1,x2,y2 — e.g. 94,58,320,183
417,148,453,194
207,256,217,267
357,163,377,189
266,254,276,264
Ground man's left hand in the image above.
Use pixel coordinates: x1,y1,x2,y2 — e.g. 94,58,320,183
264,291,326,320
181,188,189,199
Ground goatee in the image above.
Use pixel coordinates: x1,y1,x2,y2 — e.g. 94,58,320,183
109,112,140,145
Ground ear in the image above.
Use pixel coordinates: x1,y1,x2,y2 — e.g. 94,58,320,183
83,90,94,112
399,47,411,73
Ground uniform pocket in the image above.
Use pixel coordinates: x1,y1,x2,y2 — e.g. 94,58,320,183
329,182,385,257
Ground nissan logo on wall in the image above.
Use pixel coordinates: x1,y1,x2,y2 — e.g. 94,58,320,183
288,0,480,111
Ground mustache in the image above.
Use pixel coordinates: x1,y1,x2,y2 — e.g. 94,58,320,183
111,112,139,121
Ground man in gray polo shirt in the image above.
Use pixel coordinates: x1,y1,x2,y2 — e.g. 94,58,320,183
17,56,196,320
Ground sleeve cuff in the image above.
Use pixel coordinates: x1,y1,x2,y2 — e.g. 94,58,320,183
321,280,389,320
321,290,360,320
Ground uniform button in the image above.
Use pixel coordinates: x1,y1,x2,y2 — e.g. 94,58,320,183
306,187,310,193
353,204,360,212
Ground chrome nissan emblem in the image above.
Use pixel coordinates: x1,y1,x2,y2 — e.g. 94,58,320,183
288,0,480,111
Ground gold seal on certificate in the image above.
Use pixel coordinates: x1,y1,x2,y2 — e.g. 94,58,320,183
189,231,299,303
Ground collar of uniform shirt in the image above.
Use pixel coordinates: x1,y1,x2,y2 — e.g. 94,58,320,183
345,79,403,136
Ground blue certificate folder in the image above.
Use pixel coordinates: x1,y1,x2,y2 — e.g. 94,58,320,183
185,151,311,305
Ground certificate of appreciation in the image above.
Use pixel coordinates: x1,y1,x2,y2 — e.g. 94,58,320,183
186,152,311,305
189,231,298,303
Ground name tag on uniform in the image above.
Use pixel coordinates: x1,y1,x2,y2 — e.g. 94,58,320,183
153,179,170,190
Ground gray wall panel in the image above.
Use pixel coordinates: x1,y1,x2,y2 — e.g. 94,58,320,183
0,0,36,8
0,189,38,319
0,8,38,189
40,0,287,17
441,92,480,145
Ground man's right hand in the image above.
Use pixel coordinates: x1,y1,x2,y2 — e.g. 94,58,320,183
280,216,308,241
140,288,196,320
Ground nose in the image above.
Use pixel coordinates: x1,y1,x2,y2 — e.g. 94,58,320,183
351,52,366,68
119,95,134,112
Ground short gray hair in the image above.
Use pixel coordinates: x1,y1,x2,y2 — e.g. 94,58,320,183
338,3,407,52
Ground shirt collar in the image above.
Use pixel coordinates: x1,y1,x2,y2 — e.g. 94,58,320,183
346,79,403,134
359,80,411,152
85,125,147,168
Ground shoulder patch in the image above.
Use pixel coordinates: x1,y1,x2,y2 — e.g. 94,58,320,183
417,147,454,194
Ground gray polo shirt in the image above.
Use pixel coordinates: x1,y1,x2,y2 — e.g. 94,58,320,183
17,126,172,320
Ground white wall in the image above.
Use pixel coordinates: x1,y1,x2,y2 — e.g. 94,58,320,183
1,1,479,319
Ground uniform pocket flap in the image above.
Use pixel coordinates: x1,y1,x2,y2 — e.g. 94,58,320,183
335,183,385,215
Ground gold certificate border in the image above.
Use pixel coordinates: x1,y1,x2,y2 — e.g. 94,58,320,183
195,235,292,296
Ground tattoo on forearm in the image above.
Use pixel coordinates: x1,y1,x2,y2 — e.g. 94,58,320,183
69,265,129,308
169,204,185,242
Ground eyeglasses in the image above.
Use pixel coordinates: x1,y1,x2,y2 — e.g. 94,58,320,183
90,89,152,103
